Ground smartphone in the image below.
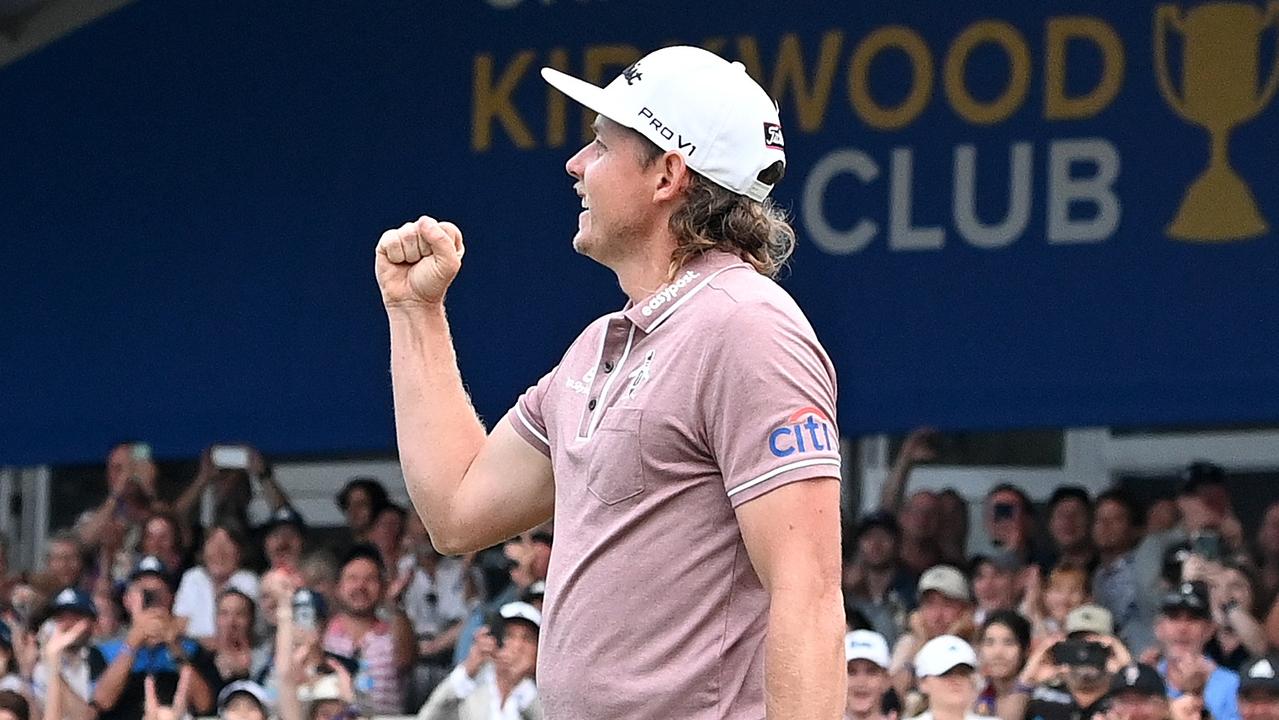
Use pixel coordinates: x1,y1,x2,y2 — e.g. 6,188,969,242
141,589,159,609
1191,531,1221,561
131,443,152,462
993,502,1016,521
293,591,317,632
210,445,250,470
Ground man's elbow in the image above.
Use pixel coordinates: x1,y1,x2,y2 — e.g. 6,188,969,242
425,523,485,557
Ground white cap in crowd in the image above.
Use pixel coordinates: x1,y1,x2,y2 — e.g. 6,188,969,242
914,635,979,678
541,46,786,202
844,630,891,669
500,601,542,629
917,565,971,603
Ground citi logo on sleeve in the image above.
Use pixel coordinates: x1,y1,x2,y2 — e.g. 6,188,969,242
768,407,835,458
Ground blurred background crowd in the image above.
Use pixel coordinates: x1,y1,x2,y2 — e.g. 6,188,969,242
0,432,1274,720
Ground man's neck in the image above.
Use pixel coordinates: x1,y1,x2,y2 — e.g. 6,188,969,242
608,231,679,304
845,709,885,720
493,668,524,705
1059,545,1094,567
340,612,378,640
1097,543,1136,567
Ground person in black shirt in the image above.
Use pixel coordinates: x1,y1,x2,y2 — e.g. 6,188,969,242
1024,639,1112,720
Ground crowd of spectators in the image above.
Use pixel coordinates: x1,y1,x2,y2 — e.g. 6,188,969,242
842,430,1279,720
1,433,1278,720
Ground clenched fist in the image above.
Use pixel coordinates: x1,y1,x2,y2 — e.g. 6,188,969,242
375,216,465,308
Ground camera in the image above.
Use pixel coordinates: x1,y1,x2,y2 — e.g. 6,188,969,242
993,502,1016,521
1191,531,1222,561
141,589,160,610
210,445,250,470
1052,639,1110,668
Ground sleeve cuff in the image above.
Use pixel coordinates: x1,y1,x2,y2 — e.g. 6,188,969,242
505,407,551,458
726,457,841,508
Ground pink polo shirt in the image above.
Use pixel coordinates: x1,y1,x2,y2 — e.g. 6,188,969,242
505,249,841,719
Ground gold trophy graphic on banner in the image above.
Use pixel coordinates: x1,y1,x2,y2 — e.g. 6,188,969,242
1155,1,1279,241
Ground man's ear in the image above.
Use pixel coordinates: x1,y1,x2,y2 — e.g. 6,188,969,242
653,151,690,203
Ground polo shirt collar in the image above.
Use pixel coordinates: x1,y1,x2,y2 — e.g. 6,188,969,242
622,250,750,333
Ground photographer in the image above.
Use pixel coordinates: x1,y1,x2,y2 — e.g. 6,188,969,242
91,556,217,720
1021,637,1114,720
417,602,541,720
76,443,161,585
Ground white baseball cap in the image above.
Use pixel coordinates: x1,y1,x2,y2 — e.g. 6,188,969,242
844,630,891,669
500,601,542,629
914,635,979,678
540,46,786,202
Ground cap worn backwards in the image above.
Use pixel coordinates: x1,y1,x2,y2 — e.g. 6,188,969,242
540,46,786,202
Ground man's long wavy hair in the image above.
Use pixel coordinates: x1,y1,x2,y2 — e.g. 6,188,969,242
636,136,796,280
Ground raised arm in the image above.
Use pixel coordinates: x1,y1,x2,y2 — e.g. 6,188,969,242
736,479,845,720
878,428,936,513
377,217,554,555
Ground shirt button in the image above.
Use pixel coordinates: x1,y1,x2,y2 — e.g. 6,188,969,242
603,361,615,373
588,399,597,410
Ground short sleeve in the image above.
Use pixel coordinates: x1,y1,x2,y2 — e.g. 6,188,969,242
503,366,558,457
702,301,841,507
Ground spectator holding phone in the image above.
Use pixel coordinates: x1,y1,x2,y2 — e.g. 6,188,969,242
173,524,259,643
1152,580,1242,720
92,556,218,720
982,485,1049,570
878,429,943,580
1021,636,1114,720
417,601,542,720
175,445,294,559
76,442,160,585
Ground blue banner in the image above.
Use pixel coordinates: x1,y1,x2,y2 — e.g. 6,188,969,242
2,0,1277,465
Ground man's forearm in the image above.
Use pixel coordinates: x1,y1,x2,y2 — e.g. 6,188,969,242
765,591,845,720
388,307,488,543
92,648,135,710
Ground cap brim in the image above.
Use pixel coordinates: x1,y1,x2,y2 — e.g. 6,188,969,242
540,68,629,130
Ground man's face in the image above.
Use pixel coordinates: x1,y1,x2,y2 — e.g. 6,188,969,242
344,488,375,534
494,622,538,679
1109,691,1169,720
972,563,1016,611
142,518,178,557
901,492,940,540
265,525,303,570
1063,663,1109,694
1155,609,1214,656
1093,499,1136,554
216,593,253,643
846,660,889,716
1050,498,1091,551
1240,690,1279,720
918,591,968,636
565,116,666,265
203,529,241,582
337,558,383,617
857,527,897,570
47,540,83,587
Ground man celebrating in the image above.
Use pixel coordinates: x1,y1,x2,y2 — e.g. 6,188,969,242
376,45,844,718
